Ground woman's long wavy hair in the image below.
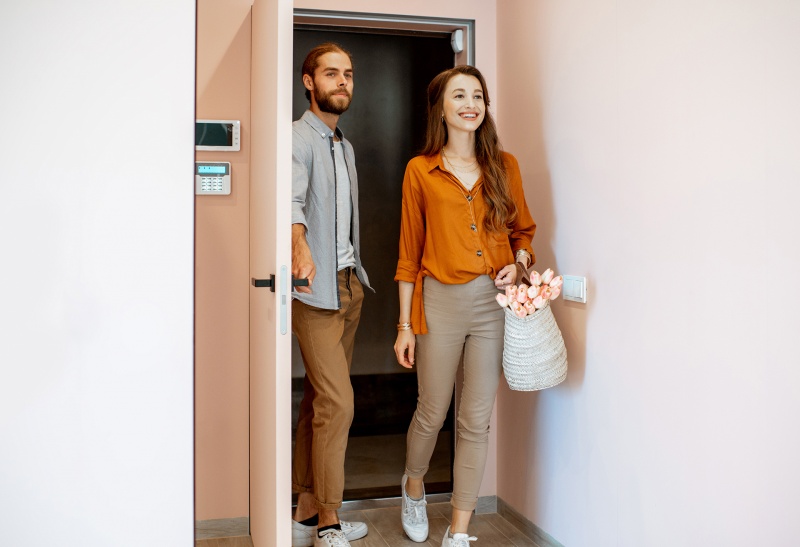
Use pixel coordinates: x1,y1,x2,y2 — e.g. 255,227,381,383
421,65,517,233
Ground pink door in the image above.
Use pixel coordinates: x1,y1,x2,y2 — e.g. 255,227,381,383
249,0,293,545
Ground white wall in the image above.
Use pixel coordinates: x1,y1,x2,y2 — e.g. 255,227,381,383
496,1,800,545
0,1,196,545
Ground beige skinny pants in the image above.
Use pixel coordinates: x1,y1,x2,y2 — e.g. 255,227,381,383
405,275,504,511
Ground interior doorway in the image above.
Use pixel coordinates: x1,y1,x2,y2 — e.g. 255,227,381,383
290,25,458,501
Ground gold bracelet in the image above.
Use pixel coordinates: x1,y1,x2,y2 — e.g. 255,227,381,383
397,322,412,331
515,249,531,267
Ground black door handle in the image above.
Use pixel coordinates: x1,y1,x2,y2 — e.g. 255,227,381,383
251,275,275,291
251,275,309,292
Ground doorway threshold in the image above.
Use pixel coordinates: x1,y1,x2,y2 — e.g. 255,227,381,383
339,492,451,512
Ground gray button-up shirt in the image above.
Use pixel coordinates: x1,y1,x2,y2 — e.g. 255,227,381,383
292,110,373,309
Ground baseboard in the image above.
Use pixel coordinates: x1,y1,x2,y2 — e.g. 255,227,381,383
475,495,497,514
195,517,249,540
497,497,563,547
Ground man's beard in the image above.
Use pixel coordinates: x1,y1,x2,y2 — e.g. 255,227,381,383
314,87,352,115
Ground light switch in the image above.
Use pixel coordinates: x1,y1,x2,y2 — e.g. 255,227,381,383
562,275,587,303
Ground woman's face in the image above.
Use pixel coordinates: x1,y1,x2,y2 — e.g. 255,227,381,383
442,74,485,134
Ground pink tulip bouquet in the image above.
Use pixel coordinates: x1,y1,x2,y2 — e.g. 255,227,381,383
496,268,563,318
497,267,568,392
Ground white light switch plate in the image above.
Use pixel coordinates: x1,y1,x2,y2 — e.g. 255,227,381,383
562,275,587,303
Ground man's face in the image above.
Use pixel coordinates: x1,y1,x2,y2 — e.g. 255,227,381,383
304,51,353,115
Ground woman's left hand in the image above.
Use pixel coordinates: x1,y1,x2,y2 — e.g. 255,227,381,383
494,264,517,288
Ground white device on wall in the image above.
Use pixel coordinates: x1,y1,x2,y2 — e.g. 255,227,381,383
195,161,231,195
196,119,240,151
450,29,464,53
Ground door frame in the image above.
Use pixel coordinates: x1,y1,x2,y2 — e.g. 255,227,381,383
249,8,476,546
294,9,475,66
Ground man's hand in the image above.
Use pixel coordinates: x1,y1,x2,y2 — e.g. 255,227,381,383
292,224,315,294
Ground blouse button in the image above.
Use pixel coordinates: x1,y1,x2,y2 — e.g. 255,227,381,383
476,250,482,257
466,195,473,202
470,224,477,231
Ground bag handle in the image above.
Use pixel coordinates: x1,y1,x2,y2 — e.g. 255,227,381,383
514,261,532,287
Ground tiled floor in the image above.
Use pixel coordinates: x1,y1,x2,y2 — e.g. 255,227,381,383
196,503,539,547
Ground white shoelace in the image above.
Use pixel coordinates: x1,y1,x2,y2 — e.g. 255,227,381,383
403,498,428,525
449,533,478,547
318,528,349,546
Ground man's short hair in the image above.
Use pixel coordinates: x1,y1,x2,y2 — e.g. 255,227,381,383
301,42,353,102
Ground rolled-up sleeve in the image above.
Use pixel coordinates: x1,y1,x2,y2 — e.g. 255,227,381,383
292,130,311,228
395,163,426,283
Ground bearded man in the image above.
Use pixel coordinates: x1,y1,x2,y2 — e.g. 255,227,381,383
290,43,373,547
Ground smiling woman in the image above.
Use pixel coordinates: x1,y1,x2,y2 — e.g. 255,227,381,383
393,64,536,545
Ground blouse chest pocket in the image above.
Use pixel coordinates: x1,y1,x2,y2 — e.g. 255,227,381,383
488,230,511,248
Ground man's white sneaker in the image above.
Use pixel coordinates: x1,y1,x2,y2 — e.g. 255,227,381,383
441,526,477,547
339,520,368,541
292,520,368,546
292,519,316,547
315,527,351,547
401,474,429,542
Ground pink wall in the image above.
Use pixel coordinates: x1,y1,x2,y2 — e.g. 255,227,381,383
496,0,800,544
195,0,253,520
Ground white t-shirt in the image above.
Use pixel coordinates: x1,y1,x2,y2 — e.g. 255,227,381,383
333,141,356,270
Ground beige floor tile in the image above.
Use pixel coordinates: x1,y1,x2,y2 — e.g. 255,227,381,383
338,510,390,547
362,505,446,547
339,509,369,523
426,501,452,519
471,514,531,546
482,513,539,546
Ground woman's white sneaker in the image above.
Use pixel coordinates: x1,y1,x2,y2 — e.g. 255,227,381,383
401,474,429,542
441,526,478,547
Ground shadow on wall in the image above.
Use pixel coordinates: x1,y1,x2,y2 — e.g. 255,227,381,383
511,93,588,390
495,20,589,526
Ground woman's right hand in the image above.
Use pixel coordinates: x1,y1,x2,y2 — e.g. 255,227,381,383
394,329,416,369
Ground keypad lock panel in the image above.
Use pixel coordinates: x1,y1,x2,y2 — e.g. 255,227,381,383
195,161,231,195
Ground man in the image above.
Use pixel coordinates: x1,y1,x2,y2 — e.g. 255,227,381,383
290,43,373,547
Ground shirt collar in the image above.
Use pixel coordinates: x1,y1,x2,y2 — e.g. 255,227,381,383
302,110,345,141
425,152,446,173
426,151,485,190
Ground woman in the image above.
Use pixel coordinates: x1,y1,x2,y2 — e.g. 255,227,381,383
393,65,536,546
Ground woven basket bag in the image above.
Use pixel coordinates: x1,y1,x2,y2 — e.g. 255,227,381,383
502,301,568,391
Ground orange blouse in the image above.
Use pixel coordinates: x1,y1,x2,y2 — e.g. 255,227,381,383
394,151,536,334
